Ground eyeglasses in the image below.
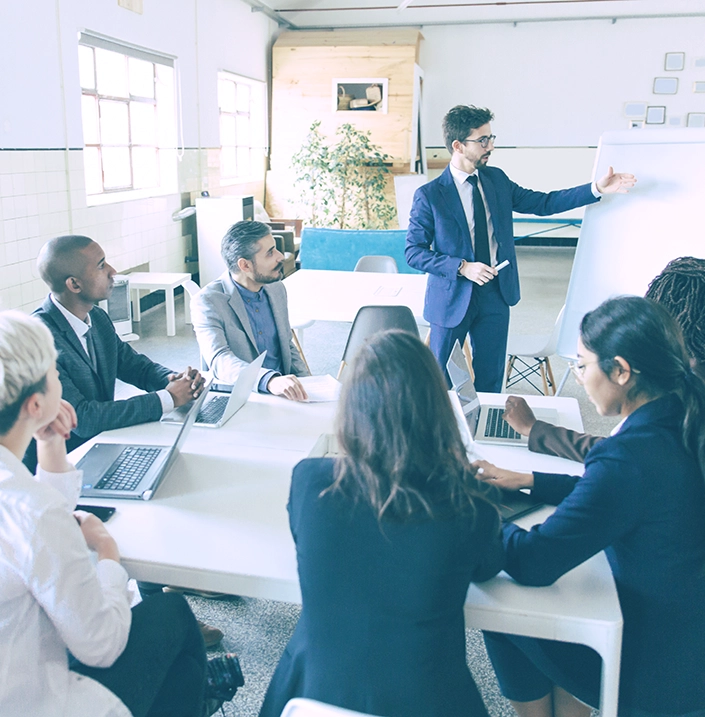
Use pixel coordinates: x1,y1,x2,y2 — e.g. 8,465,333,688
462,135,496,149
568,360,640,382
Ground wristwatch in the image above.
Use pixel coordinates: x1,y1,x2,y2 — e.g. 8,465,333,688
457,259,466,277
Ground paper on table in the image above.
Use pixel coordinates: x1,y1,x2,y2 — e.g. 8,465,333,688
300,375,342,402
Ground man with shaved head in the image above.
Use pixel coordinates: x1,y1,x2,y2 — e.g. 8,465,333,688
33,235,204,457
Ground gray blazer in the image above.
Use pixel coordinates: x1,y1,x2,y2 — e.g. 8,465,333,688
191,272,309,384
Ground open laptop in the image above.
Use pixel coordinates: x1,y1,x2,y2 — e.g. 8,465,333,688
78,387,209,501
161,351,266,429
446,340,559,446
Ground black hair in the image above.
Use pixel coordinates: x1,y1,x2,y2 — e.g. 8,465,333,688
37,235,95,293
442,105,495,154
329,329,494,521
645,256,705,369
580,296,705,479
221,221,273,272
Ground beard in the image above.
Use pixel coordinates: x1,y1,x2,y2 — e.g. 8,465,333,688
253,263,284,284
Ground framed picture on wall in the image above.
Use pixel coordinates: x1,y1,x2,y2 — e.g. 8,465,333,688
664,52,685,71
694,81,705,93
645,106,666,124
653,77,679,94
687,113,705,128
624,102,647,119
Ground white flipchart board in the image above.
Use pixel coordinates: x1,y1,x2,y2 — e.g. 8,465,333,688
557,128,705,359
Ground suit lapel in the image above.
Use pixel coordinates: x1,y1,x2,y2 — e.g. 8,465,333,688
264,285,291,374
45,299,97,375
437,166,472,245
225,275,258,350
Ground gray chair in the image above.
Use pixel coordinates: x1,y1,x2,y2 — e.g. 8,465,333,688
353,255,399,273
337,305,419,379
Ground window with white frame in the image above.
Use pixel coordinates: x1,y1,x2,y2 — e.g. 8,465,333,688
78,34,177,198
217,71,267,182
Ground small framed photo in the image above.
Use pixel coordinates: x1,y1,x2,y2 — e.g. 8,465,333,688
646,106,666,125
624,102,647,119
665,52,685,71
694,81,705,93
653,77,679,95
687,113,705,128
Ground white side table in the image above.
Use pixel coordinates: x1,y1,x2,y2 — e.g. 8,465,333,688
127,272,193,337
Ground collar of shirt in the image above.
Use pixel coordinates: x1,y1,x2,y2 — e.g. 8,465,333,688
233,280,264,302
50,293,92,338
448,162,477,187
610,416,628,436
0,444,32,483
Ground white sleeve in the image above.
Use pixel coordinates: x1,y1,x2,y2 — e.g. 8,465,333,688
35,466,82,509
26,502,132,668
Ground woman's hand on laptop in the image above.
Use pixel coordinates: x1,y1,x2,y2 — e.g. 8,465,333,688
472,460,534,491
267,375,308,402
503,396,537,436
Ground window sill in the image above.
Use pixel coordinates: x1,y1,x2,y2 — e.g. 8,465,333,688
86,185,177,207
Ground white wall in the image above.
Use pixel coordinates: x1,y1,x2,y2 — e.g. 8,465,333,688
420,17,705,149
0,0,275,313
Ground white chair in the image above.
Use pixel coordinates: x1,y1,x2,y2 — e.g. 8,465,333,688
353,255,398,273
281,698,382,717
505,305,566,396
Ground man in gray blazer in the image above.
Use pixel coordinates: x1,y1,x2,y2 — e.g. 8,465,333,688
192,220,310,401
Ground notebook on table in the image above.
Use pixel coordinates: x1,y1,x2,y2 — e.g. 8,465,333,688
78,387,209,501
446,340,559,446
161,351,266,429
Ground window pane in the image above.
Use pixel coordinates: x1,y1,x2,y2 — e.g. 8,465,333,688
128,57,155,98
95,48,129,98
236,82,250,113
130,102,157,145
250,147,265,179
81,95,100,145
220,114,237,147
99,100,129,145
221,146,237,178
83,147,103,194
132,147,159,188
236,114,250,146
155,65,176,148
219,78,236,113
78,45,95,90
102,147,132,188
237,146,250,178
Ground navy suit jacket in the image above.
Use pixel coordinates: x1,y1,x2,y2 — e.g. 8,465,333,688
259,457,504,717
405,165,599,328
34,296,173,454
504,394,705,713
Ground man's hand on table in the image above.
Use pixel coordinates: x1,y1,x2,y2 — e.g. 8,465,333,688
167,366,205,407
267,375,308,402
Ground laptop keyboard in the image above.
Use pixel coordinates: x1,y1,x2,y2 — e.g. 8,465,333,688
197,395,229,424
484,407,521,440
95,446,163,491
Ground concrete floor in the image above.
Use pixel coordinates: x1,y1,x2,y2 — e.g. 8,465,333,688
123,247,612,716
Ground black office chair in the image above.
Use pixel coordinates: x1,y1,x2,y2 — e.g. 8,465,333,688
337,305,419,379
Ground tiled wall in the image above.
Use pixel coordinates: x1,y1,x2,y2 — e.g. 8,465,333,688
0,148,264,314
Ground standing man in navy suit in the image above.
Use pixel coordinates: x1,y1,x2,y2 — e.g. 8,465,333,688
406,105,636,392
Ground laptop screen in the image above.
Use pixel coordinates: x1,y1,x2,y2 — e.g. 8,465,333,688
446,341,482,435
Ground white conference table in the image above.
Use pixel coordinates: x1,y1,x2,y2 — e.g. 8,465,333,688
73,392,622,717
283,269,427,327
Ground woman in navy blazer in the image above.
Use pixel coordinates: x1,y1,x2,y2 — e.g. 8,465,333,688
259,330,504,717
476,296,705,717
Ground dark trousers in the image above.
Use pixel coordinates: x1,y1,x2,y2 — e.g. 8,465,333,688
483,631,601,708
71,592,207,717
429,280,510,393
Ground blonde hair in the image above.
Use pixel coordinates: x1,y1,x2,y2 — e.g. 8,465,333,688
0,312,57,431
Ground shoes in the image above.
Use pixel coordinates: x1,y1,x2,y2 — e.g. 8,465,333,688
203,654,245,715
198,620,224,649
164,586,232,600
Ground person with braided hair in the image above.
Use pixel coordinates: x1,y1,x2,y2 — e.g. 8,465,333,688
475,296,705,717
504,256,705,462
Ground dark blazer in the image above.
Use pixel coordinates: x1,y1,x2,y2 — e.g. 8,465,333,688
528,420,603,463
504,394,705,714
34,296,172,453
405,166,599,328
259,458,504,717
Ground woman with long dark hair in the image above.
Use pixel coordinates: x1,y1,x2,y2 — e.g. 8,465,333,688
259,330,504,717
476,296,705,717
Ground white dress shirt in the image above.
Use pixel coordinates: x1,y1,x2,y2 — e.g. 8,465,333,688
0,445,132,717
448,163,499,267
50,294,174,415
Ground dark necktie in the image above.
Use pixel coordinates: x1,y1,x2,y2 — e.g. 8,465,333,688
84,326,98,372
467,174,491,266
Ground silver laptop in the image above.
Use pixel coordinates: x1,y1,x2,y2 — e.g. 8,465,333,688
446,340,559,446
161,351,266,428
78,387,209,501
